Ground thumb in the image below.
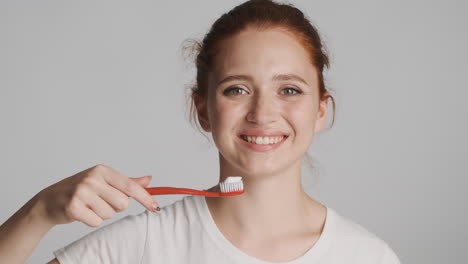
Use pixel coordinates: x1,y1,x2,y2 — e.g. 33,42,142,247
130,175,153,188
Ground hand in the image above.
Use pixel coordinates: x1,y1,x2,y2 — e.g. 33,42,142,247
37,164,159,227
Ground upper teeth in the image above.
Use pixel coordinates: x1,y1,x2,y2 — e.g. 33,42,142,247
241,136,285,145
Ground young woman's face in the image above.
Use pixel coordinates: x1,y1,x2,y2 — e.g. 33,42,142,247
199,27,328,176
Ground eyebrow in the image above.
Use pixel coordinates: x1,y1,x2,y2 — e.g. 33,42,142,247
216,73,309,87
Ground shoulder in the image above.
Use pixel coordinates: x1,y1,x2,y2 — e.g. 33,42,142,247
148,195,199,224
326,208,401,263
53,208,151,263
145,195,203,237
330,208,384,244
53,197,202,263
141,195,205,261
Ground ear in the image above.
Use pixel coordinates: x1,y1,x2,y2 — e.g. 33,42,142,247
193,93,212,132
314,95,329,133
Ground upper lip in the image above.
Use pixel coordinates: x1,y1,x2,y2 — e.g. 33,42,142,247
238,129,289,137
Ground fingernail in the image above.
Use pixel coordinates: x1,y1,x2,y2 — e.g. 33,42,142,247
151,201,160,213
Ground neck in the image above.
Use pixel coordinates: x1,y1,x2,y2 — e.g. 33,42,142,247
206,154,325,241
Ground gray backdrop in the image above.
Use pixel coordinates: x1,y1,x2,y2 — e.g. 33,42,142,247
1,0,467,263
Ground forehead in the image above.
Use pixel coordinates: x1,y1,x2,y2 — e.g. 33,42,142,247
211,27,318,83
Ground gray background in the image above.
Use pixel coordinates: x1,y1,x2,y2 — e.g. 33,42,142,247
1,0,467,263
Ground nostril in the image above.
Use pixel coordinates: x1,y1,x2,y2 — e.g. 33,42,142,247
245,109,278,124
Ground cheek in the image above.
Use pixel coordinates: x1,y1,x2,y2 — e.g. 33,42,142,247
284,101,317,135
211,99,244,132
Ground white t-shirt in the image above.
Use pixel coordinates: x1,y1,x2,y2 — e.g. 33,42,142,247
53,195,401,264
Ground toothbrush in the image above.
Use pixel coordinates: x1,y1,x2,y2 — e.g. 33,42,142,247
144,176,244,197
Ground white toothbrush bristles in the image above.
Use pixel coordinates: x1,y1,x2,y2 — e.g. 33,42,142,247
219,176,243,193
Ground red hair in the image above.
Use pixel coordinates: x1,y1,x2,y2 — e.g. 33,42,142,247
183,0,336,132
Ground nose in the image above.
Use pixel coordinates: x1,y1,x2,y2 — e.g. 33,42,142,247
246,93,278,125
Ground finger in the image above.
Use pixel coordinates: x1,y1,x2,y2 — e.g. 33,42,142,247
103,170,158,213
95,184,131,212
131,175,152,188
71,199,104,228
84,191,117,221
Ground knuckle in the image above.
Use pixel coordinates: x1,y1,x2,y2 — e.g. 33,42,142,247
101,210,115,220
88,218,103,228
92,164,108,174
74,182,89,196
115,199,130,212
64,199,79,218
123,181,138,194
81,175,100,188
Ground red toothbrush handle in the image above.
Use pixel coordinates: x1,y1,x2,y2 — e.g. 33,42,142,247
144,187,244,197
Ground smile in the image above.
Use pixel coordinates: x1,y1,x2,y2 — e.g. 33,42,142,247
238,134,289,152
240,135,287,145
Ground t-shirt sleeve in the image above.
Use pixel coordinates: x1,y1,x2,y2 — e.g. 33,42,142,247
380,243,402,264
53,210,149,264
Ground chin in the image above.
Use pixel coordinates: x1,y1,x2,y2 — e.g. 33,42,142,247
235,162,287,178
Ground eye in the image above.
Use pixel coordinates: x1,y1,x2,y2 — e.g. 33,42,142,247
281,87,303,95
223,86,248,96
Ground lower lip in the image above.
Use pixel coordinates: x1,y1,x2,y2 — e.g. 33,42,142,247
238,136,288,152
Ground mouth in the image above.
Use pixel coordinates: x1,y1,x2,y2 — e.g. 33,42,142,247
239,135,289,145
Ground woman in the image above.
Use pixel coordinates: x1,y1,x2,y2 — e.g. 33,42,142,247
0,0,401,263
